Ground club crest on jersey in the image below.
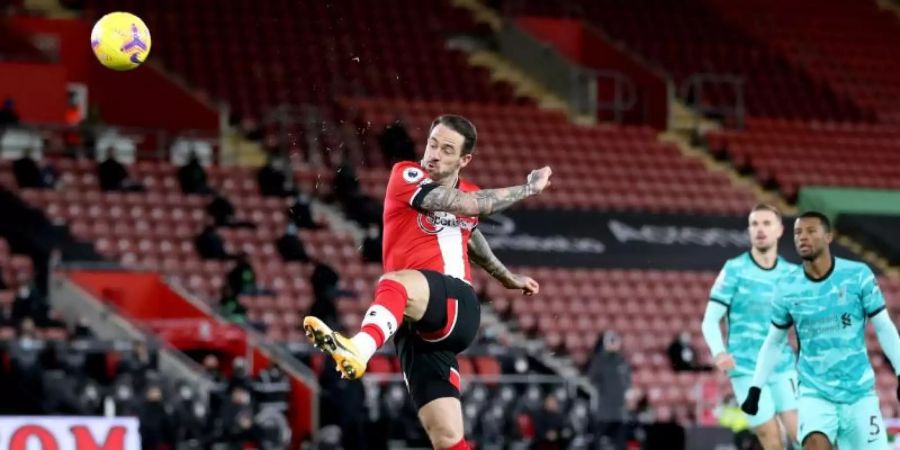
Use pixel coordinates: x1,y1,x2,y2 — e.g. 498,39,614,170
417,211,477,235
402,167,425,184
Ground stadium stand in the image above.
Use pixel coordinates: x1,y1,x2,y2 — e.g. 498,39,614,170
502,0,866,122
344,98,759,213
706,0,900,123
706,119,900,199
2,0,900,447
87,0,517,122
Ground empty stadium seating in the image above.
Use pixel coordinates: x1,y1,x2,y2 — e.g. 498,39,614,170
707,0,900,123
347,97,759,214
706,118,900,198
505,0,864,122
87,0,516,121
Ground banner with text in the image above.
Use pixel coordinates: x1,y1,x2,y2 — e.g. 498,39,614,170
0,416,140,450
479,209,854,270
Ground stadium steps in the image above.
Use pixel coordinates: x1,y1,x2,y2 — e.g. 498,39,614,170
465,51,571,117
836,235,898,277
668,99,720,135
482,299,593,388
450,0,502,32
449,1,594,124
22,0,78,17
876,0,900,18
465,50,594,124
128,61,272,166
657,130,792,214
219,129,267,167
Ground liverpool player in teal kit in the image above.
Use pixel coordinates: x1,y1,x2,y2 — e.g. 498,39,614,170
702,204,798,449
742,212,900,450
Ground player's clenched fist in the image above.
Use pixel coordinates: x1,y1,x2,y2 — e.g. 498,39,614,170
526,166,552,195
714,352,736,373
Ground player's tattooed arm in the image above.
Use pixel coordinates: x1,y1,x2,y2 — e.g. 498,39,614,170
419,184,530,216
468,228,514,282
468,229,541,295
419,166,552,216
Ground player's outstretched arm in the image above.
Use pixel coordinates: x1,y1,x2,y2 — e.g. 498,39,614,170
871,310,900,389
468,229,539,295
741,324,788,415
700,302,734,372
419,166,551,216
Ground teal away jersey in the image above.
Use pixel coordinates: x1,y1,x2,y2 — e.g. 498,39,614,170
771,257,885,403
710,252,798,378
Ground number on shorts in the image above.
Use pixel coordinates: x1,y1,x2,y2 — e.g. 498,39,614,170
870,415,880,437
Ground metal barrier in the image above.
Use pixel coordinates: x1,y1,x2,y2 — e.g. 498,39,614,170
496,22,598,120
680,73,746,128
50,270,216,403
362,372,595,413
0,123,222,162
595,69,638,123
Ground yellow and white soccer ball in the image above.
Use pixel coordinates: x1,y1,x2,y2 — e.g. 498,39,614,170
91,12,151,71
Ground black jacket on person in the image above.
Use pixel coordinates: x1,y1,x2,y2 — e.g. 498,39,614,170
276,233,309,262
12,156,43,188
195,226,230,260
139,400,175,450
97,157,129,191
178,157,209,194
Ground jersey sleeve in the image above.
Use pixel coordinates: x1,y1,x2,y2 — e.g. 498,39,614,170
709,260,738,307
860,265,886,318
386,162,438,209
770,281,793,329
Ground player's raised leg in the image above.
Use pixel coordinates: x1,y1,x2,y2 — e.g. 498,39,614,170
418,397,467,449
303,269,432,379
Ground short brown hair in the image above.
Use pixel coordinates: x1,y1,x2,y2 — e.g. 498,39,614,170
430,115,477,155
751,203,782,220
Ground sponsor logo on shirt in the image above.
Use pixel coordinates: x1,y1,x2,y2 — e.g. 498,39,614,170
417,211,477,234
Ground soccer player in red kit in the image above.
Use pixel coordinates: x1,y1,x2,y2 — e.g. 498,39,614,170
303,114,552,449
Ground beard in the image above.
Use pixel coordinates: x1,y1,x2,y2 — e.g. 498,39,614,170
754,244,773,253
799,247,821,261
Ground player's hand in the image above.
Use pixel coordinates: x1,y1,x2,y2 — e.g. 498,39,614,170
740,386,761,415
526,166,552,195
503,274,540,296
713,352,735,373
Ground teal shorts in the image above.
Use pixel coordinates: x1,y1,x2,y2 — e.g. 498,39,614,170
798,394,887,450
732,372,799,428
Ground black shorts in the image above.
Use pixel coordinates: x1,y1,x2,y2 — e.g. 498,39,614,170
394,270,481,410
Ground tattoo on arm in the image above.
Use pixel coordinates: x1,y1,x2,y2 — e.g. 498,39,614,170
468,229,513,282
419,184,534,216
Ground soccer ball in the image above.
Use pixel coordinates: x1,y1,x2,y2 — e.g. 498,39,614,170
91,12,151,71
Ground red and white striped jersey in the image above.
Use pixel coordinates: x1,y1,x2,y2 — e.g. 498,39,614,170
382,161,479,282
